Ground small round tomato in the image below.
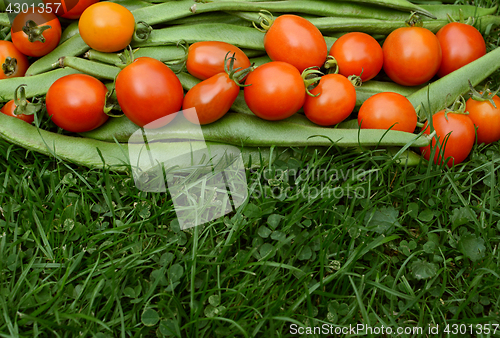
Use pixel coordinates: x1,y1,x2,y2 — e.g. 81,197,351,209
420,110,475,167
11,9,61,57
186,41,251,80
358,92,417,132
329,32,383,82
244,61,305,121
382,26,442,86
436,22,486,78
0,41,28,79
466,95,500,144
78,2,135,53
303,74,356,126
115,57,184,129
1,100,35,124
44,0,100,19
264,14,327,73
46,74,109,133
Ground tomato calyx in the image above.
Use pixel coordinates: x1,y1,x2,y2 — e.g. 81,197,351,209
22,20,52,43
164,40,189,74
116,45,136,68
323,55,339,75
301,66,323,97
225,52,253,87
12,84,43,117
446,9,475,25
132,21,152,43
2,57,18,77
405,12,423,28
443,95,469,121
347,74,362,88
253,10,275,33
468,79,500,109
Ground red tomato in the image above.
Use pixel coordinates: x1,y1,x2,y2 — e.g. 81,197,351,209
329,32,383,82
244,61,305,121
11,9,61,57
115,57,184,129
0,41,29,79
357,92,417,133
303,74,356,126
1,100,35,124
45,74,109,133
436,22,486,78
264,14,327,73
382,27,442,86
183,73,240,125
420,110,475,167
43,0,100,19
466,95,500,144
186,41,251,80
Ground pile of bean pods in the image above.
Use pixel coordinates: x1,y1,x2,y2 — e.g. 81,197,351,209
0,0,499,172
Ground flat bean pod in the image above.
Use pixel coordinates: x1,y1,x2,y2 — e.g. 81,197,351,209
107,0,153,11
86,46,186,65
169,11,253,26
355,81,423,108
58,56,121,80
419,4,498,20
131,0,195,24
59,21,80,44
318,0,436,18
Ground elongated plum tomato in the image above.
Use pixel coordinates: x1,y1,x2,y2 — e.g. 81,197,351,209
244,61,305,121
186,41,251,80
1,100,35,124
264,14,327,73
0,41,28,79
11,8,61,57
304,74,356,126
420,110,475,167
329,32,383,82
43,0,100,19
357,92,417,133
115,57,184,129
78,2,135,53
466,95,500,144
383,26,441,86
46,74,109,133
436,22,486,78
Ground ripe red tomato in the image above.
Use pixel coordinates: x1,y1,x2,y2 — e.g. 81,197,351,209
303,74,356,126
436,22,486,78
46,74,109,133
1,100,35,124
329,32,383,82
264,14,327,73
466,95,500,144
115,57,184,129
420,110,475,167
244,61,305,121
11,9,61,57
357,92,417,133
186,41,251,80
0,41,29,79
43,0,100,19
382,27,442,86
78,2,135,53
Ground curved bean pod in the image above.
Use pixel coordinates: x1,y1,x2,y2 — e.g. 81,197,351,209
59,21,80,44
355,81,423,108
58,56,121,80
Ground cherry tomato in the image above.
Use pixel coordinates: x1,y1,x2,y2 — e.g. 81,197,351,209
186,41,251,80
357,92,417,133
329,32,383,82
11,9,61,57
382,27,442,86
115,57,184,129
1,100,35,124
436,22,486,78
264,14,327,73
303,74,356,126
420,110,475,167
46,74,109,133
244,61,305,121
0,41,29,79
466,95,500,144
78,2,135,53
43,0,100,19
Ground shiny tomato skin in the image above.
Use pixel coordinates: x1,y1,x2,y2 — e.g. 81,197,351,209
78,2,135,53
11,9,61,57
43,0,100,19
329,32,383,82
264,14,327,73
303,74,356,126
244,61,305,121
0,41,28,79
186,41,251,80
182,73,239,125
420,110,475,167
466,95,500,144
436,22,486,78
357,92,417,132
382,27,442,86
1,100,35,124
45,74,109,133
115,57,184,129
